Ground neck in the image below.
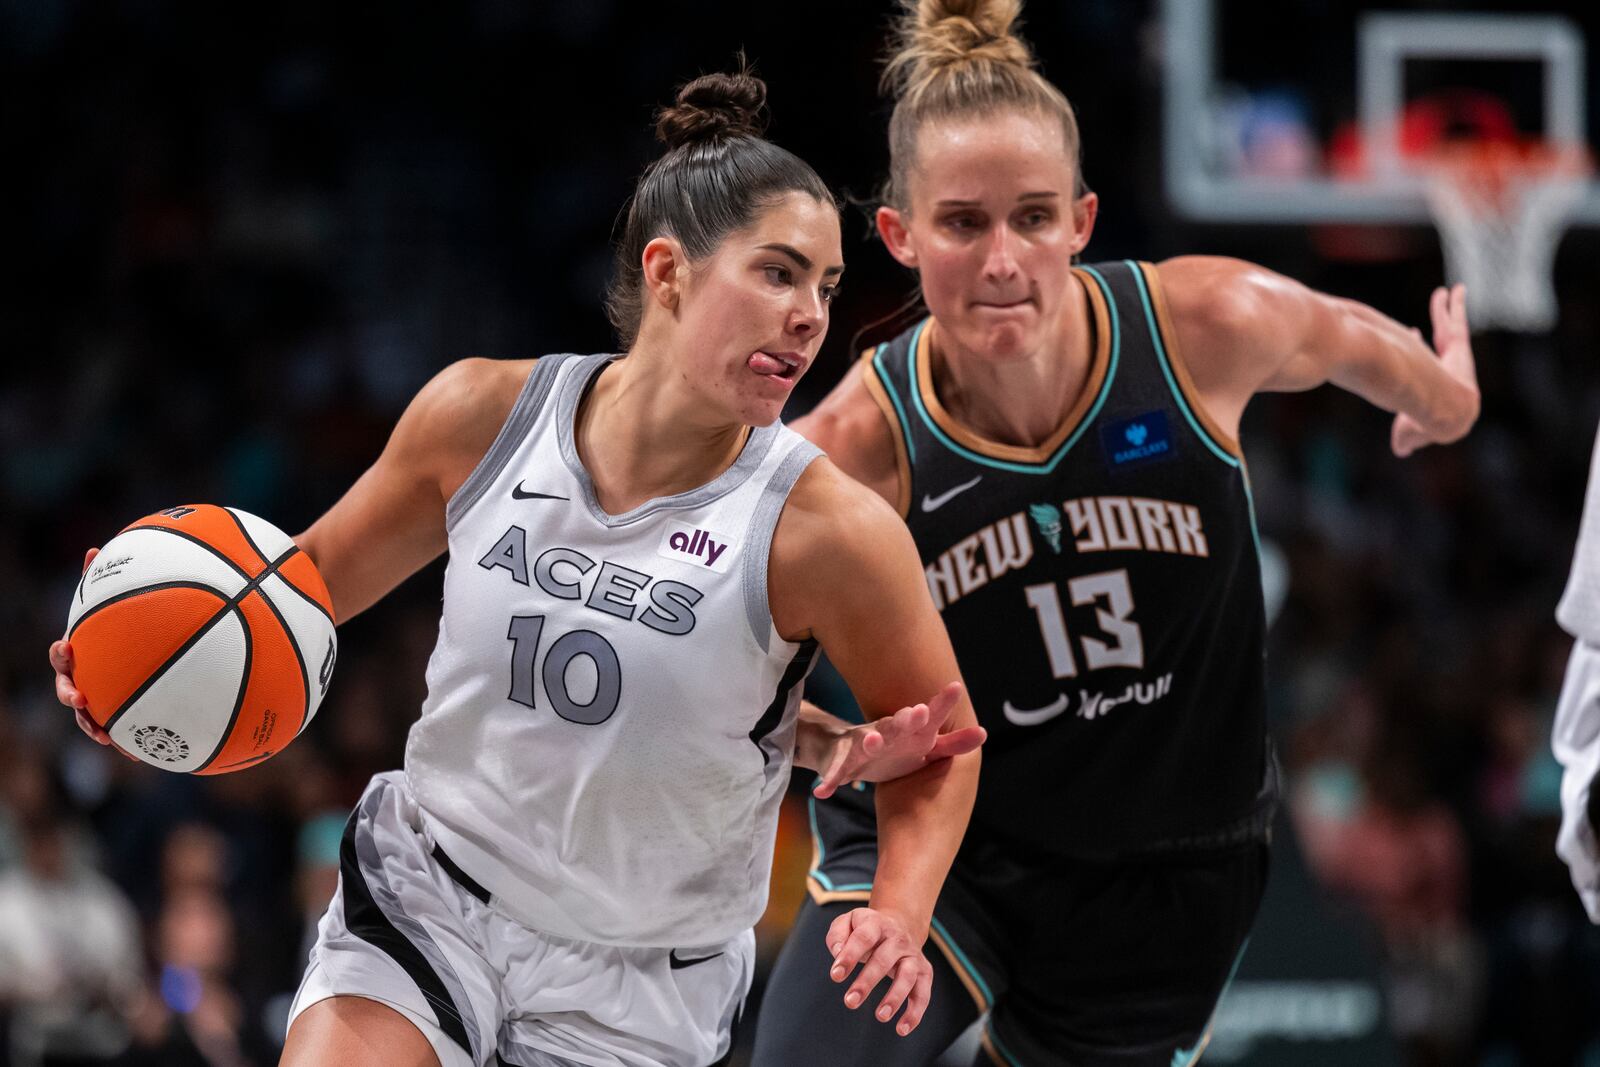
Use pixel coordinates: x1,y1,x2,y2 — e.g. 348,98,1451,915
576,342,749,515
930,274,1095,449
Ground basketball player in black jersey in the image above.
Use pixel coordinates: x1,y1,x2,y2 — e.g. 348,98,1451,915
753,2,1479,1065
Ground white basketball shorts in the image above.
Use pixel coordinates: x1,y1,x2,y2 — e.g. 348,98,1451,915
288,772,753,1067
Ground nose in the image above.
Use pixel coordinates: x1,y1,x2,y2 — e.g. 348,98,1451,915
788,288,826,338
983,225,1020,282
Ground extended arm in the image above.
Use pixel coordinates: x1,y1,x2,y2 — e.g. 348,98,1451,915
295,357,528,621
1158,256,1480,456
770,460,980,1035
51,358,528,740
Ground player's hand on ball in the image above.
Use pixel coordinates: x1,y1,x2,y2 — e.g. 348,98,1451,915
813,682,983,799
50,548,114,747
1393,283,1479,457
826,907,933,1036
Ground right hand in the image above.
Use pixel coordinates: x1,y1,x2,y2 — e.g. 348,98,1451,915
1392,283,1478,457
50,547,115,747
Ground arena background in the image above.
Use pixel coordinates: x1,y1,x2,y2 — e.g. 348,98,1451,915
4,1,1600,1064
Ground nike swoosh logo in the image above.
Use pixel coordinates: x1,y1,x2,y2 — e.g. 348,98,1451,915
669,949,724,970
512,482,568,501
1003,694,1070,726
921,475,982,513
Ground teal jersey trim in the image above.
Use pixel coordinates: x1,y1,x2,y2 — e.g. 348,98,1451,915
905,286,1121,474
806,794,872,893
870,343,918,465
1121,261,1265,560
1172,936,1251,1067
931,916,995,1010
1124,260,1238,470
984,1018,1028,1067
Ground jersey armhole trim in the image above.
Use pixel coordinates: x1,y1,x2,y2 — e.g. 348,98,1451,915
445,356,566,530
742,440,825,653
1130,261,1244,465
858,347,913,518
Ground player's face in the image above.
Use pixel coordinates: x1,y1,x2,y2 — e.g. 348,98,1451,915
676,191,844,426
886,110,1095,363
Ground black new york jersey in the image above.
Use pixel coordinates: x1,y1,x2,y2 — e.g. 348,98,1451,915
864,259,1272,858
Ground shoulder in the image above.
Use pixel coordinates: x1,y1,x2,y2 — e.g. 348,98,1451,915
768,456,920,638
790,354,905,512
1154,257,1285,343
1153,256,1313,393
392,357,539,494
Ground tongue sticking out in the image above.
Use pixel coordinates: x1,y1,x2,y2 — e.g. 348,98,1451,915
748,352,788,376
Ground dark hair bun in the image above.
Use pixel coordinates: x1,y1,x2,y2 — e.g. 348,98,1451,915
655,69,769,148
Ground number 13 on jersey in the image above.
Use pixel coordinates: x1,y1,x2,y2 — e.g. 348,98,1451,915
1024,569,1143,678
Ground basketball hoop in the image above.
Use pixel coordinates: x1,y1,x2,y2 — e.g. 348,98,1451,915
1420,140,1592,333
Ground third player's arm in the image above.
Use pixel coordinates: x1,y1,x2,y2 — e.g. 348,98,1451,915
1158,256,1480,456
770,459,980,1031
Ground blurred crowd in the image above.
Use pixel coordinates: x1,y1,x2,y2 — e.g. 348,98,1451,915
5,2,1600,1065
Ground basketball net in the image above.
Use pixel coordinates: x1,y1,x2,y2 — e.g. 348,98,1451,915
1421,141,1592,333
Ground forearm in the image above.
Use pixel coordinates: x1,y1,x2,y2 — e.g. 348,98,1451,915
869,749,979,939
1329,298,1479,440
794,699,852,772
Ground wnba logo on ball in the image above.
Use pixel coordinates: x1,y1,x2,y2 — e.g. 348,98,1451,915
657,522,736,573
133,725,190,763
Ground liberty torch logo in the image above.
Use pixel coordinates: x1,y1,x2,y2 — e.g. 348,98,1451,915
1029,503,1064,554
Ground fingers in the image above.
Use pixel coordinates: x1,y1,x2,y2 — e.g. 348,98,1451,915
825,911,854,962
927,725,987,760
74,708,112,746
48,639,74,678
873,956,923,1027
830,913,882,983
923,682,964,731
814,740,852,799
844,942,899,1012
900,965,933,1035
82,547,98,574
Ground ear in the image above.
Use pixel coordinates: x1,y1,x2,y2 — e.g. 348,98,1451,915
876,206,917,269
642,236,685,313
1068,192,1099,258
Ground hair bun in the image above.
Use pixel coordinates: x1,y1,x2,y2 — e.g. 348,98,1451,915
656,69,769,149
884,0,1033,96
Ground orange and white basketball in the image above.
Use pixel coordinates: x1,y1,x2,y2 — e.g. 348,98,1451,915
64,505,337,774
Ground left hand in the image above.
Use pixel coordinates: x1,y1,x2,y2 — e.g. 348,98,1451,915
826,906,933,1036
1392,283,1478,457
813,682,983,799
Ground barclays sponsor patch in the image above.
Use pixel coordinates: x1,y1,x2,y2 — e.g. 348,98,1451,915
1101,410,1175,469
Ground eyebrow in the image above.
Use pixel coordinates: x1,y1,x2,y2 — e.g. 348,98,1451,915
759,243,845,277
935,192,1061,207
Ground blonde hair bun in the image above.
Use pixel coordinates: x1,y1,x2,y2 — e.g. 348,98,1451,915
884,0,1035,96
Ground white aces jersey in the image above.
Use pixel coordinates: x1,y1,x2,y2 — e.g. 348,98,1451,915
405,353,823,947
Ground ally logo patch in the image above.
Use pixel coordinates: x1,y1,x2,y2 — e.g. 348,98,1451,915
657,521,737,573
1101,410,1175,469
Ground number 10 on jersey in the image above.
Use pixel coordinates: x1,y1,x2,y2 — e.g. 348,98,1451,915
507,615,622,725
1024,569,1144,678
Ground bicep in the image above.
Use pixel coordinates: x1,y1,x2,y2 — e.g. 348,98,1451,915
799,507,970,728
297,358,516,621
296,444,447,623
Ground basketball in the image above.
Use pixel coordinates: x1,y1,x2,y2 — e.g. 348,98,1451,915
63,505,338,774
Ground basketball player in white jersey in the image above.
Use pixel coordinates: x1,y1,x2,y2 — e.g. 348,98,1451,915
50,68,984,1067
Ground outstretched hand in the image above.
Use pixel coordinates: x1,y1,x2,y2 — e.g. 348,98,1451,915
1392,283,1478,457
813,682,983,799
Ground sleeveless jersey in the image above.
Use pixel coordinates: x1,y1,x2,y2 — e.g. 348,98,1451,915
861,260,1272,858
406,352,821,947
